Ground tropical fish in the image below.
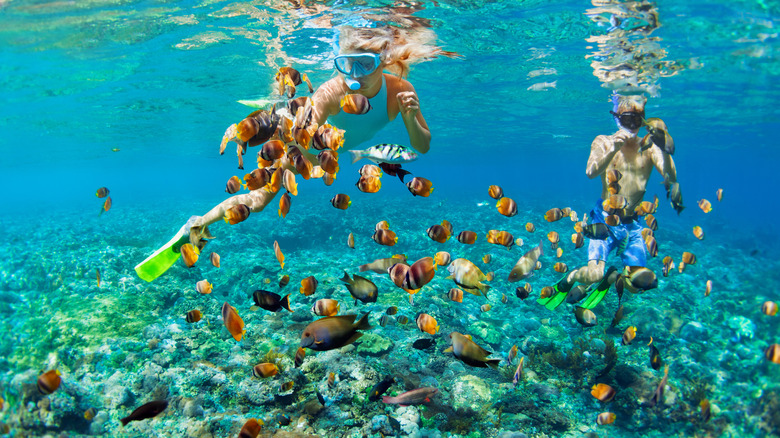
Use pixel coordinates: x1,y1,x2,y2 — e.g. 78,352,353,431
274,241,285,269
622,326,637,345
96,187,109,198
358,164,383,178
645,236,658,257
765,344,780,364
279,275,290,288
208,252,220,268
416,313,439,335
605,215,621,227
698,199,712,213
445,332,501,368
556,247,563,258
276,66,313,97
649,337,662,370
700,399,711,423
368,376,396,402
294,347,306,367
571,232,584,248
648,365,670,407
372,229,398,246
716,188,723,202
486,230,515,248
681,251,697,266
300,313,372,351
525,222,536,232
427,224,451,243
406,177,434,197
548,231,560,247
457,231,478,244
386,306,398,315
705,279,712,296
507,240,544,282
244,168,271,191
224,204,251,225
260,139,286,162
100,196,112,215
281,169,298,196
597,412,616,425
253,363,279,378
447,258,490,296
278,192,291,218
544,208,563,222
300,276,318,297
186,310,202,323
645,214,658,231
359,255,407,274
347,232,355,249
513,357,524,387
403,257,437,290
575,306,597,327
591,383,616,402
623,266,658,291
196,279,212,295
496,197,518,217
488,185,503,199
663,174,684,215
222,302,245,342
330,194,351,210
37,370,61,395
340,272,378,303
539,286,554,299
582,223,610,240
661,256,674,277
253,290,292,312
434,251,452,266
84,407,98,421
412,338,435,350
507,345,518,364
566,285,588,304
313,124,345,151
448,288,464,303
312,299,339,317
340,93,372,114
643,117,674,155
356,175,382,193
515,285,530,300
554,262,568,273
693,226,705,240
527,80,557,91
349,143,417,165
238,418,264,438
762,301,778,316
382,387,438,406
120,400,168,426
317,149,339,175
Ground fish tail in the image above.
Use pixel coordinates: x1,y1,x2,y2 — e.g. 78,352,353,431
349,150,363,164
354,312,372,330
340,271,352,283
282,294,293,312
486,359,502,369
120,417,131,427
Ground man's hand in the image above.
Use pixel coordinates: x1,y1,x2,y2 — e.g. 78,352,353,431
396,91,420,118
612,130,634,152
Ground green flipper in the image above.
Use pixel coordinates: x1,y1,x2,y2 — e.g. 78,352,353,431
134,216,198,282
580,266,618,309
580,286,609,309
537,284,569,310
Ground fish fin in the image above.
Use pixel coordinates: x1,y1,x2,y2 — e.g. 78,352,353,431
349,150,363,164
486,359,501,369
344,332,363,346
302,73,314,93
443,346,453,353
354,312,372,330
282,294,293,312
249,305,260,311
340,271,352,283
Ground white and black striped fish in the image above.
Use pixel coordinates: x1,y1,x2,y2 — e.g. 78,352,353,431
349,143,418,165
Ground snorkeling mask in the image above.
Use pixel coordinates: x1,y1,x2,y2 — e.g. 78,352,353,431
334,52,381,90
609,110,644,131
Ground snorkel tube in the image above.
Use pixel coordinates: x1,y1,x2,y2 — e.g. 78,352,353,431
345,76,361,90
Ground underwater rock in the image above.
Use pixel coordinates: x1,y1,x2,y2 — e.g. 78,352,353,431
451,375,492,411
726,316,755,341
369,414,398,436
395,405,421,436
680,321,708,342
469,321,502,344
498,433,529,438
519,317,542,332
614,364,641,388
182,399,204,417
102,371,132,408
356,333,394,357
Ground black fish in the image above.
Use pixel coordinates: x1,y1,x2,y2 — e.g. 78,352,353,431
378,162,411,183
582,223,610,240
120,400,168,426
650,343,662,370
412,338,435,350
368,376,395,402
252,290,292,312
515,287,529,300
277,413,291,426
610,304,625,327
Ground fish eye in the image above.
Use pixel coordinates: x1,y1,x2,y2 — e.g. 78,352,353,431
304,332,310,337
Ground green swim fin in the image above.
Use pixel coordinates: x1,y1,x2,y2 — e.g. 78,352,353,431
134,216,199,282
580,266,618,309
537,284,569,310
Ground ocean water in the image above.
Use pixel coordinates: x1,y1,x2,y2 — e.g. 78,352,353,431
1,0,780,437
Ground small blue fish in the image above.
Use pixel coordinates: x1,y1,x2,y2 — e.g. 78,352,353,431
349,144,418,165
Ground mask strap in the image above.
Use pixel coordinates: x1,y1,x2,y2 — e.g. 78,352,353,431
611,92,621,129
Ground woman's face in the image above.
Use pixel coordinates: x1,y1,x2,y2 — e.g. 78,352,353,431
334,50,383,90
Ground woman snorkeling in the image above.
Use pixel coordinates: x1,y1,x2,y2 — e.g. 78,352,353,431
135,25,459,281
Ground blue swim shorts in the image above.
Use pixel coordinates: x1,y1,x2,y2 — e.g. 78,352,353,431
587,199,647,267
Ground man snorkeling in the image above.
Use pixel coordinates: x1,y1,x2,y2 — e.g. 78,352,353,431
135,25,458,282
539,94,680,310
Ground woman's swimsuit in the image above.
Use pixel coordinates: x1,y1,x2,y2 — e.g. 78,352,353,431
327,74,390,150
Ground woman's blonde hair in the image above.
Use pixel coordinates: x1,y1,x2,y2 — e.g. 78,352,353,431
338,26,460,79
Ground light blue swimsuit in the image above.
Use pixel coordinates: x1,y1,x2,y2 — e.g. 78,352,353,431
327,74,390,150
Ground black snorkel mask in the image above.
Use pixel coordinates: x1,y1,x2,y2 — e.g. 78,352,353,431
610,110,644,131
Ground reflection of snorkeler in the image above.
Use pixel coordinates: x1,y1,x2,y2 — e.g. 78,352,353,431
135,25,459,282
538,94,680,310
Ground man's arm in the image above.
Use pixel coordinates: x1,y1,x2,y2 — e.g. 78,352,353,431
650,143,677,182
586,133,625,179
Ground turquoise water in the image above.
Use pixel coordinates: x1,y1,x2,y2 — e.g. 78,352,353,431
1,0,780,436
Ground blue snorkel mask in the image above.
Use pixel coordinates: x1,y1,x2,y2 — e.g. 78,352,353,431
334,52,381,90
